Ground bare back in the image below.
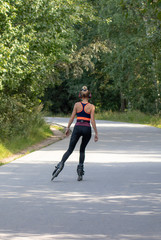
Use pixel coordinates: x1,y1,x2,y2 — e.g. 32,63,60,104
75,102,93,114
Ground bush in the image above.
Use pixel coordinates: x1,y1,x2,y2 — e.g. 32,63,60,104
0,93,45,139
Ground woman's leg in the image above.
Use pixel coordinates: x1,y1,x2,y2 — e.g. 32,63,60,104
77,127,91,181
61,126,81,163
51,126,81,180
79,127,91,165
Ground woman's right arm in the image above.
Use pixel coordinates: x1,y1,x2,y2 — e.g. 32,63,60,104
90,105,98,142
65,103,77,136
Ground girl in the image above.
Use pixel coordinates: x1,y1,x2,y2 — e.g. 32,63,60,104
51,86,98,181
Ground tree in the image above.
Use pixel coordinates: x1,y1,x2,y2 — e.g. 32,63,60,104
0,0,95,137
96,0,161,113
43,0,161,114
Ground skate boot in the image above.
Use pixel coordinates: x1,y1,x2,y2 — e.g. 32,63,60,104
77,164,84,181
51,161,64,181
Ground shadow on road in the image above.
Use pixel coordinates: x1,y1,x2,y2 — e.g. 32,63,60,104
0,160,161,240
1,119,161,240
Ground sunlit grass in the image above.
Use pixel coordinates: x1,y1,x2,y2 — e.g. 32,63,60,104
51,125,65,133
0,123,53,163
95,110,161,128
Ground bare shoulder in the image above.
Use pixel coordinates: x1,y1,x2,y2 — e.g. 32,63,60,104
75,102,81,106
74,102,81,111
74,102,81,108
89,103,95,110
85,102,95,113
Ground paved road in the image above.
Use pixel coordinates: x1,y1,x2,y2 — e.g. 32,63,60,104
0,118,161,240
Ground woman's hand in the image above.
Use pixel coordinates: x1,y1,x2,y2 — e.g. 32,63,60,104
94,134,98,142
65,128,70,137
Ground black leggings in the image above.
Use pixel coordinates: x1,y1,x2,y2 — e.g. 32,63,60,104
61,125,91,165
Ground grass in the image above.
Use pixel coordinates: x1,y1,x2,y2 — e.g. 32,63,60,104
0,123,53,164
95,110,161,128
52,124,65,133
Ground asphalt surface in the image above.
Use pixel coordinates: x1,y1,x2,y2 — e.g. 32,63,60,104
0,117,161,240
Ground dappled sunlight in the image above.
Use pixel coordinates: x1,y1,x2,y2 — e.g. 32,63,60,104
1,118,161,239
1,232,161,240
45,117,158,130
0,233,110,240
39,118,161,163
1,162,161,218
95,122,152,128
119,234,161,240
1,161,161,239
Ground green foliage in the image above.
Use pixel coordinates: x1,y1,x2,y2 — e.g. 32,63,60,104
0,93,44,138
42,0,160,115
0,0,95,138
0,0,160,140
0,122,53,161
97,0,161,113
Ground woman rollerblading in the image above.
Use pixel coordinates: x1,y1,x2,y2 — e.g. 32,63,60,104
51,86,98,181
